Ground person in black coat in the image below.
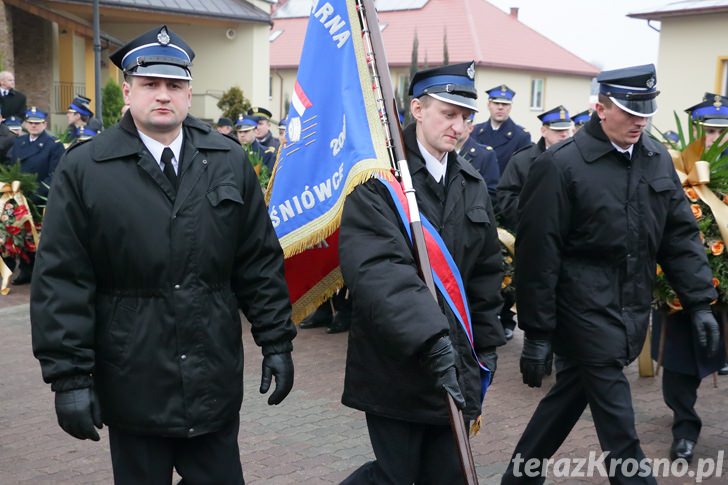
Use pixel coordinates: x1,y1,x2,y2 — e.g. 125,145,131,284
457,115,499,198
471,84,531,175
30,26,296,485
496,105,573,233
5,107,65,285
501,65,720,484
0,71,27,120
339,62,504,484
650,98,728,463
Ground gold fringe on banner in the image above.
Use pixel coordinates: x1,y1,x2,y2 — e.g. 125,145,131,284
0,180,39,295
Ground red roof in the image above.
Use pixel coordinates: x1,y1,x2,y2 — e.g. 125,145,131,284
271,0,599,77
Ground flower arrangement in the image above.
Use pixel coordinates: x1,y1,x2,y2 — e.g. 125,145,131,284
497,228,515,299
245,145,272,190
0,163,42,265
652,113,728,311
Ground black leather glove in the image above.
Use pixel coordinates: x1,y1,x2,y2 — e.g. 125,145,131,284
477,348,498,384
520,338,553,388
691,310,720,358
54,387,103,441
260,352,294,405
422,336,465,409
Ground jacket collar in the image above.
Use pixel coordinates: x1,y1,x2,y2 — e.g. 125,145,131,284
92,111,231,162
576,111,659,163
403,123,482,181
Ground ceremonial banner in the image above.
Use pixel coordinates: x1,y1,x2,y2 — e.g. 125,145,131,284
266,0,391,321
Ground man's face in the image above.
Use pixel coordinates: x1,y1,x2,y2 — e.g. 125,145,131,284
541,126,572,148
457,119,475,144
704,126,726,150
279,128,287,145
0,73,15,90
411,96,471,159
255,119,270,139
237,129,256,145
66,111,81,126
216,125,232,135
24,120,46,137
122,76,191,137
596,101,648,149
488,100,512,122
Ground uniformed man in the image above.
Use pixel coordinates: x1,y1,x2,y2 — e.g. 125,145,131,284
0,109,16,163
457,114,500,198
571,109,592,133
5,107,65,284
502,64,720,484
339,61,504,484
30,25,296,484
0,71,27,119
650,95,728,463
215,116,233,136
65,95,94,144
247,106,281,153
472,84,531,175
278,118,288,147
496,105,573,233
236,115,275,171
4,115,23,136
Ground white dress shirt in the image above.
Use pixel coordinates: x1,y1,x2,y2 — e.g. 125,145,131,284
138,130,183,174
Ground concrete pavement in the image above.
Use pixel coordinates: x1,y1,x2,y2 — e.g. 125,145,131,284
2,285,727,484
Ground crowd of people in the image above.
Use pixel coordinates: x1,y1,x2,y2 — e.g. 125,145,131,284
1,23,725,484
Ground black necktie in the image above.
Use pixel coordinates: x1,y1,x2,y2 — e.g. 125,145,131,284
161,147,178,188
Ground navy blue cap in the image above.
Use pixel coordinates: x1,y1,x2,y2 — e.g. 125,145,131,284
663,130,679,143
247,107,272,121
409,61,478,111
25,107,47,122
68,95,93,117
537,105,572,130
687,94,728,128
235,115,258,131
278,118,287,131
486,85,515,104
571,109,592,126
110,25,194,80
76,126,99,140
4,115,21,128
597,64,659,117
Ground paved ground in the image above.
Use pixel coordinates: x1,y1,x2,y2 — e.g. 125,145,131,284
2,283,727,484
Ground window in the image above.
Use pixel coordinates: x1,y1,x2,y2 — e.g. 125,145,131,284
530,79,544,110
720,57,728,96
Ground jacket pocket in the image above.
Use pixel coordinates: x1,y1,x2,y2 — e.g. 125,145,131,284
97,296,139,369
466,206,490,225
206,184,244,207
647,177,675,193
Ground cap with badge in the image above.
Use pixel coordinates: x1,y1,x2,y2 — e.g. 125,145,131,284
686,93,728,128
76,126,99,141
278,118,287,133
5,115,22,133
409,61,479,112
110,25,195,80
68,95,93,117
235,115,258,132
486,84,515,104
597,63,659,117
537,105,572,130
662,130,679,144
247,107,273,122
571,109,592,127
25,107,47,122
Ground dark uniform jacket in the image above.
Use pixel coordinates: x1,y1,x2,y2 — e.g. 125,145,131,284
496,137,545,232
250,139,276,171
339,124,505,424
257,131,280,153
652,308,726,379
0,88,27,119
459,136,499,199
30,112,296,437
472,117,531,174
7,130,65,201
516,114,716,366
0,123,14,163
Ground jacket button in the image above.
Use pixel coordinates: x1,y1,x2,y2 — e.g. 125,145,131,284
202,159,208,165
174,284,181,290
180,354,187,360
189,428,195,433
